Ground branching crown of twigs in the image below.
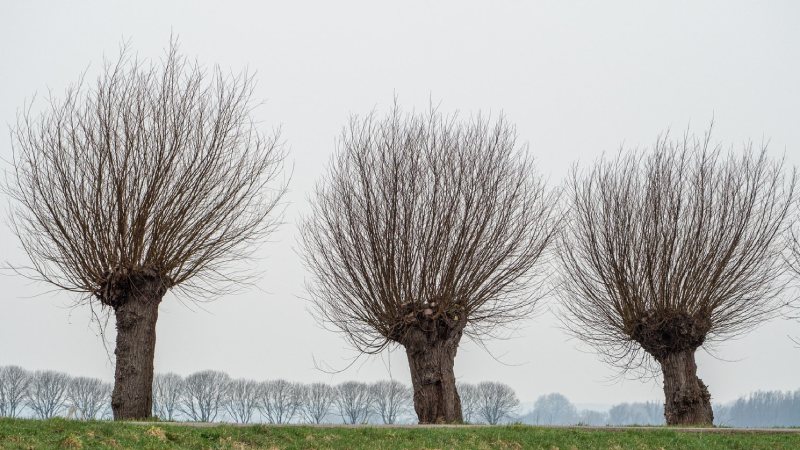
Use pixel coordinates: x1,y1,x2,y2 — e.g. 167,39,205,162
558,129,796,373
7,41,287,303
301,104,560,353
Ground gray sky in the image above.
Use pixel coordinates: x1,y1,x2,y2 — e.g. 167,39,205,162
1,0,799,408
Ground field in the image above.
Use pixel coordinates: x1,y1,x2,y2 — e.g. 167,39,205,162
2,419,800,450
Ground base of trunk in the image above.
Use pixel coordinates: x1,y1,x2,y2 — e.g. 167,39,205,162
109,275,166,420
660,349,713,426
405,339,462,424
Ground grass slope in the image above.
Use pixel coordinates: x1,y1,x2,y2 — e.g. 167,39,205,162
2,418,800,450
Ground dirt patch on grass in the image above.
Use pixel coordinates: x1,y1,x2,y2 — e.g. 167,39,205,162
59,434,83,449
145,426,167,441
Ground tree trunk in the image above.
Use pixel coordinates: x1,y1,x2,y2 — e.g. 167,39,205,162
110,277,165,420
660,349,713,426
405,338,462,424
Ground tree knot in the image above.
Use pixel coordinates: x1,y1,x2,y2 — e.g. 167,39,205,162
96,267,169,308
627,309,711,360
391,300,465,349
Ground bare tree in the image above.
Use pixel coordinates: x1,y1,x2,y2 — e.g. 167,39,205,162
299,382,336,424
180,370,230,422
258,379,302,424
0,365,31,418
558,131,796,425
7,41,287,420
301,105,559,423
475,381,519,425
152,373,184,421
335,381,372,424
26,370,70,419
607,401,664,425
456,382,479,424
578,409,609,426
528,393,577,425
224,378,261,424
66,377,112,420
370,380,412,424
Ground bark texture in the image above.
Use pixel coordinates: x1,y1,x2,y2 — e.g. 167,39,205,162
660,349,713,426
403,329,463,424
102,271,167,420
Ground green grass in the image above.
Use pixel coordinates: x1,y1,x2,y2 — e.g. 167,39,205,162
2,418,800,450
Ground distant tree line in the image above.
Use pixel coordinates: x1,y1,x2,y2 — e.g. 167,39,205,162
0,366,110,420
7,364,800,427
715,391,800,428
0,365,519,424
520,392,800,427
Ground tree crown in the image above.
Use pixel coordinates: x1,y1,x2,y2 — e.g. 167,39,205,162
302,104,559,353
559,129,796,371
8,43,287,304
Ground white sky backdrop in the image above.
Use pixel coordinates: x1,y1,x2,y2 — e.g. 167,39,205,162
1,1,799,409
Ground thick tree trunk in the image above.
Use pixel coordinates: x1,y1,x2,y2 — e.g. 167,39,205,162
660,349,713,426
405,339,462,424
110,277,165,420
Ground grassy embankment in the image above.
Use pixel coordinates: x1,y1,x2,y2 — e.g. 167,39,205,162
2,418,800,449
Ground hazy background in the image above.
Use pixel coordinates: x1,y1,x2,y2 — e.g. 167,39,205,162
1,1,798,410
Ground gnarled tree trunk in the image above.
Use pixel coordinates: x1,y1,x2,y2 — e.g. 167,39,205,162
660,349,713,426
403,330,463,424
104,272,167,420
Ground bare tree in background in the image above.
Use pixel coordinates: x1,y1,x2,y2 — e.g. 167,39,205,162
26,370,70,419
153,373,184,421
224,379,261,424
475,381,519,425
335,381,372,424
180,370,230,422
7,41,286,420
456,382,479,424
301,105,559,423
66,377,112,420
370,380,412,424
558,131,796,425
0,366,31,418
527,393,578,425
578,409,609,426
258,379,302,424
608,401,664,426
299,382,336,424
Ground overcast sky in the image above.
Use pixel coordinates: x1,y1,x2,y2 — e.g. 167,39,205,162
1,1,799,409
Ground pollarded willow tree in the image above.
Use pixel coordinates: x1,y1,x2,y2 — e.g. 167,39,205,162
8,43,286,420
558,130,796,425
301,105,559,423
